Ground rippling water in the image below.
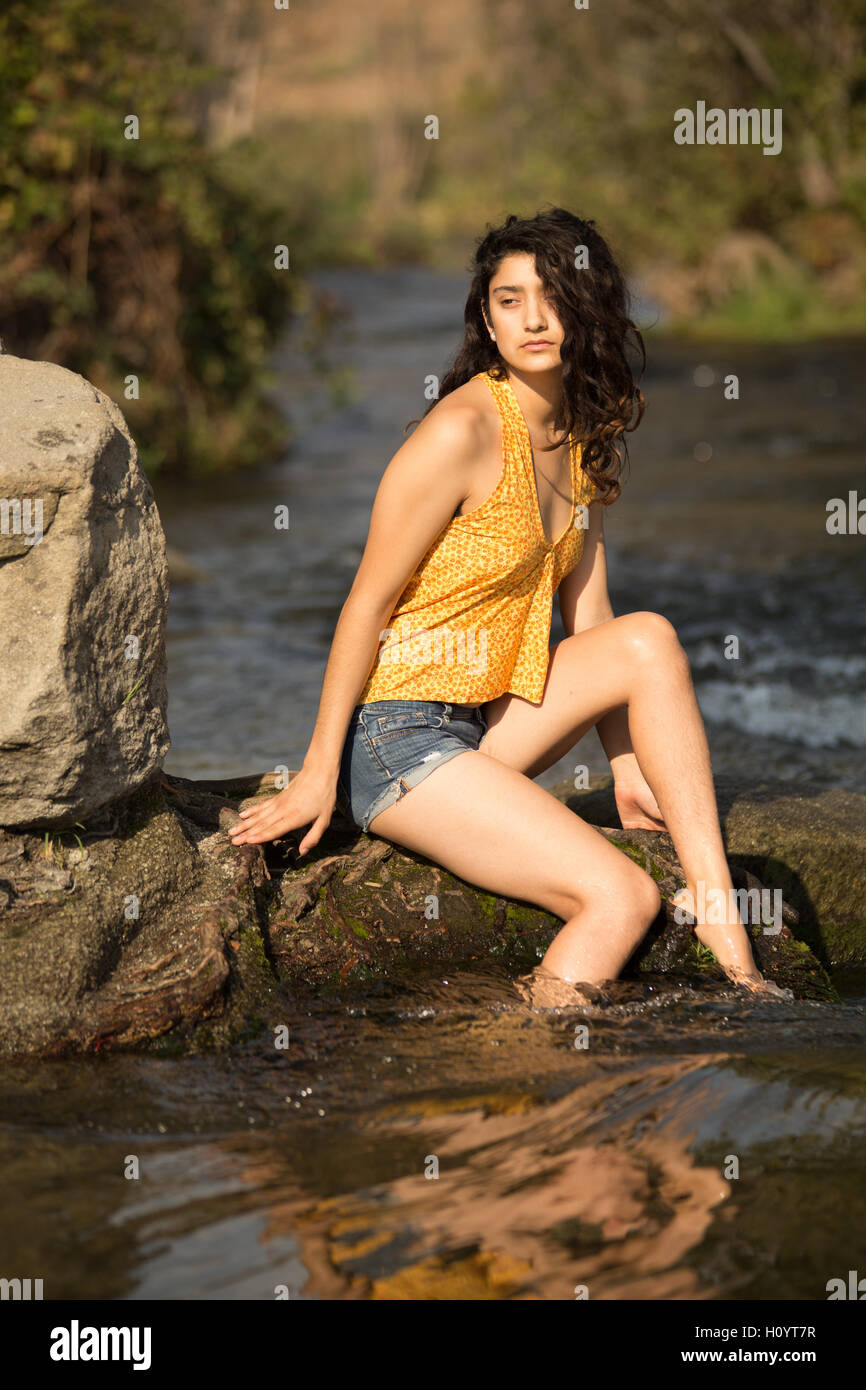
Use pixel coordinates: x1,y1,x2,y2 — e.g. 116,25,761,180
3,270,864,1301
3,969,866,1299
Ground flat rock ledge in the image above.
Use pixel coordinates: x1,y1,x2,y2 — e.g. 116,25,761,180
1,772,860,1059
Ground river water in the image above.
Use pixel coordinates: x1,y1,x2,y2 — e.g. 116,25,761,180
3,268,865,1301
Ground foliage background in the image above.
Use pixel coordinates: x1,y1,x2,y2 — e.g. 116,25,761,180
1,0,864,476
0,0,296,476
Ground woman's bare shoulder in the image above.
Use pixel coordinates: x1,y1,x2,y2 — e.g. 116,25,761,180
410,372,498,454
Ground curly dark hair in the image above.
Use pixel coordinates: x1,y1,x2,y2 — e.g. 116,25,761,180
409,206,646,504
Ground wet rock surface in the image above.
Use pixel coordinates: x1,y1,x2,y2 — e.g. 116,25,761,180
557,773,866,968
1,770,850,1059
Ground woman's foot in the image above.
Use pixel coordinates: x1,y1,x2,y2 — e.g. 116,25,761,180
717,962,794,1001
672,888,792,999
514,965,611,1012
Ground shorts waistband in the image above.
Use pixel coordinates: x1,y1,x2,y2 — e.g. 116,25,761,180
441,701,483,720
358,699,483,720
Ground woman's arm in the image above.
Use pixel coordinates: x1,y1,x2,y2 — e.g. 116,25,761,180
556,499,615,634
303,400,488,777
230,399,488,848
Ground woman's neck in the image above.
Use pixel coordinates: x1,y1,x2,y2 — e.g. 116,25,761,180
504,364,566,448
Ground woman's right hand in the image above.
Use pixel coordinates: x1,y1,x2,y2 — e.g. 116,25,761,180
227,767,338,852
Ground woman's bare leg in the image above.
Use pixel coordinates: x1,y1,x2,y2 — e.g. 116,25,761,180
476,611,759,981
366,750,662,988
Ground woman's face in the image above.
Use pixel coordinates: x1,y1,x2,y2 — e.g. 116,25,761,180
482,252,565,372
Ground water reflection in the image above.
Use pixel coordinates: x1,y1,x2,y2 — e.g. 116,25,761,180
2,970,864,1299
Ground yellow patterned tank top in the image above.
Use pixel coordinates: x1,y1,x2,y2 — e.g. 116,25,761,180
357,367,598,706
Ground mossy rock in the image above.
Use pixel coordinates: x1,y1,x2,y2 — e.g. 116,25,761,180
0,776,270,1057
558,774,866,970
263,779,835,1003
2,766,850,1057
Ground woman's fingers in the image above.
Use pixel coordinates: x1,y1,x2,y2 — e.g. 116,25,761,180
298,816,328,856
233,814,298,845
232,796,289,826
229,808,269,837
231,816,294,844
227,790,331,848
229,802,291,841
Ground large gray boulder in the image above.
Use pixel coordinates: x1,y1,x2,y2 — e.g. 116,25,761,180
0,352,169,828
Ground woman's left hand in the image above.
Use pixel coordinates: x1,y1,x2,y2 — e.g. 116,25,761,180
613,770,668,832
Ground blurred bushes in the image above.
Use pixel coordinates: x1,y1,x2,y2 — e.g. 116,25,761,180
2,0,864,452
236,0,865,338
447,0,866,336
0,0,295,476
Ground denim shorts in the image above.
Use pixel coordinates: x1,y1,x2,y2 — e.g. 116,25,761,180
336,699,488,833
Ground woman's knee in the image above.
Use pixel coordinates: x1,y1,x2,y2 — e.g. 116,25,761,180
566,864,662,930
615,869,662,929
618,611,688,668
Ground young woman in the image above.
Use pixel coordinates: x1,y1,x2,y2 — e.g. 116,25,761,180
230,207,783,1006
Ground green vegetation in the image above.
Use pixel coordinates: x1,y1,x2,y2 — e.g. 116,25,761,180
2,0,863,487
121,676,144,706
214,0,866,341
510,0,866,340
0,0,296,476
691,940,720,970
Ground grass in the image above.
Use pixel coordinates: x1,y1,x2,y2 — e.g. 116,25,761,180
122,677,145,706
